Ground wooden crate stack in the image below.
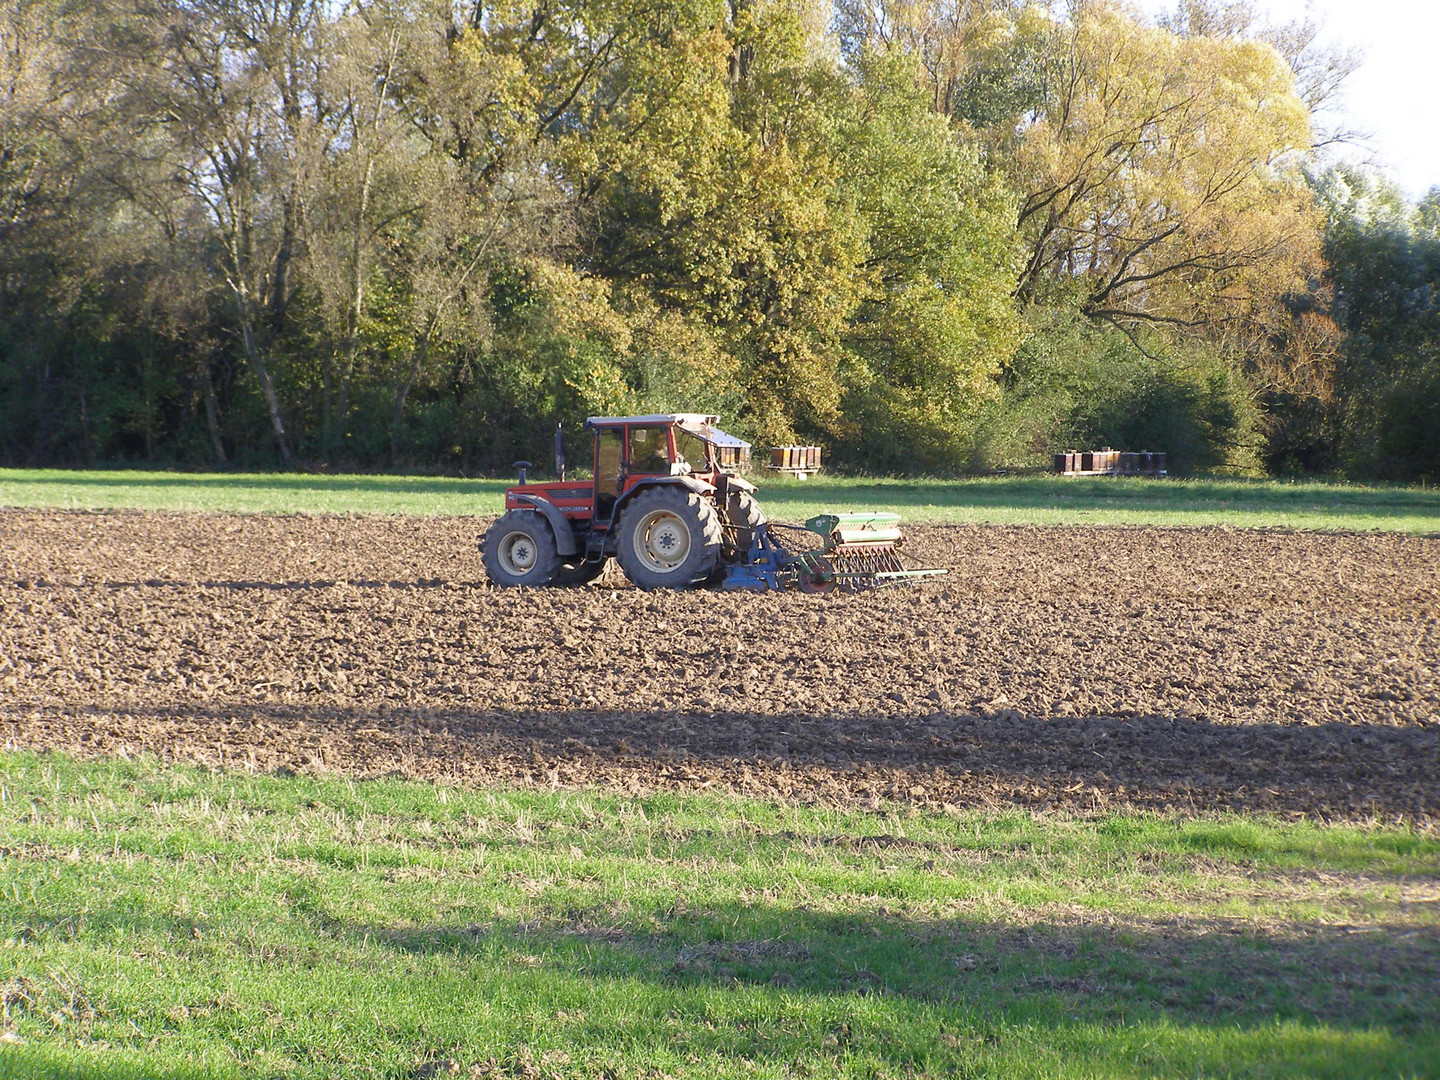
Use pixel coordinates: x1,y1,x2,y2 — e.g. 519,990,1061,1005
768,445,822,475
1053,450,1166,477
713,442,750,470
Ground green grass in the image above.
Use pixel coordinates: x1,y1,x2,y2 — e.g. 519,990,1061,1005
2,467,1439,533
2,751,1437,1079
0,469,499,518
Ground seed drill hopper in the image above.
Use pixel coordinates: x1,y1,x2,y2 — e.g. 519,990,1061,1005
481,413,945,592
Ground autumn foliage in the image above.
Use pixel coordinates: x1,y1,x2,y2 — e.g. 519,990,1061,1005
0,0,1432,478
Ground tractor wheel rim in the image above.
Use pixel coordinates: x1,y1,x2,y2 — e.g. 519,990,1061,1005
498,531,538,575
635,510,691,572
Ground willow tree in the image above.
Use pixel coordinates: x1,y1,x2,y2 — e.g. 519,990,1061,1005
842,1,1325,339
1000,5,1321,340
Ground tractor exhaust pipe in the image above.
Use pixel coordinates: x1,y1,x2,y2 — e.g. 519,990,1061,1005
555,423,565,481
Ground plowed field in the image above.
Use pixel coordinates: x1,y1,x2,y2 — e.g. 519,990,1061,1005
3,509,1437,823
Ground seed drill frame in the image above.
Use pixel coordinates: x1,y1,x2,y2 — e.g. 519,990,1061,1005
723,512,945,593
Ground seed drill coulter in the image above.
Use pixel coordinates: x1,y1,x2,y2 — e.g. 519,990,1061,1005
482,414,943,592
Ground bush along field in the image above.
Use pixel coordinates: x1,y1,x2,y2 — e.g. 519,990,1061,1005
2,752,1438,1080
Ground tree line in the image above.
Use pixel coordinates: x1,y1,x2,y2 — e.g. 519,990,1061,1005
1,0,1435,479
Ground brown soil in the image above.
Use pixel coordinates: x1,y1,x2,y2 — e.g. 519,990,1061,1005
2,509,1437,823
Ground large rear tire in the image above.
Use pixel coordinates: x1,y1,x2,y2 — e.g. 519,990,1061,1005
482,510,560,587
616,486,723,590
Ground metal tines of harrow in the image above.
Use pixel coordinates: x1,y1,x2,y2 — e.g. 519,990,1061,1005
803,512,947,589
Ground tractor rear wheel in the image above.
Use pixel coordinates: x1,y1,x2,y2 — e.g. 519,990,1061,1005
616,487,723,590
482,510,560,587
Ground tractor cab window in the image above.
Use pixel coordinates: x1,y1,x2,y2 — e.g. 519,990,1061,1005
674,429,709,472
594,427,624,522
627,426,671,474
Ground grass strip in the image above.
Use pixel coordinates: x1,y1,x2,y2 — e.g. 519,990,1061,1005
1,751,1437,1078
1,468,1438,532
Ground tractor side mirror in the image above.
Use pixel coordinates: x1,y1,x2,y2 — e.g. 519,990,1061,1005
513,460,532,484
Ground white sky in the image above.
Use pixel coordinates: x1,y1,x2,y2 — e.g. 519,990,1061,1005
1132,0,1440,198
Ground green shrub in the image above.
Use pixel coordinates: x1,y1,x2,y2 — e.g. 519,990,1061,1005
975,309,1262,476
1365,369,1440,483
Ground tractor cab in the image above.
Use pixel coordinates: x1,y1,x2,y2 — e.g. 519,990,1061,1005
582,414,732,526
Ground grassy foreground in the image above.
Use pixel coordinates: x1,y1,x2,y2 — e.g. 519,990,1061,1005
1,752,1437,1079
1,467,1438,532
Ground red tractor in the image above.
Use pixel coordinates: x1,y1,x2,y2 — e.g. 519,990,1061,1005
482,413,942,591
482,414,764,589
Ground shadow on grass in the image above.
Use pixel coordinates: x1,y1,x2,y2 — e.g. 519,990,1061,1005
364,901,1440,1033
29,889,1431,1035
7,893,1439,1079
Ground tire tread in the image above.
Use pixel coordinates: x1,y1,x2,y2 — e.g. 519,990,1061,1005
616,487,722,590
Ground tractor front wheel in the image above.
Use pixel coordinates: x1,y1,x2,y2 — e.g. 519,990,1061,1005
482,510,560,587
616,487,723,590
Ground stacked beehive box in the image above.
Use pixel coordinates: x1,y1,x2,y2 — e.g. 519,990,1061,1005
768,445,822,475
1052,449,1166,476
